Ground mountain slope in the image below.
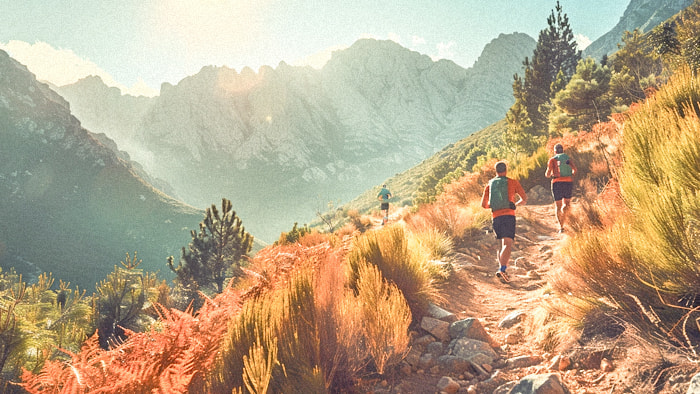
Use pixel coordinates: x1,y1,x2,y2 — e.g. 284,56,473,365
583,0,693,59
0,50,203,289
54,35,535,242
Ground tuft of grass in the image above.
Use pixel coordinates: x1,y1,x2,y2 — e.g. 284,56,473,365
354,260,411,374
346,224,443,319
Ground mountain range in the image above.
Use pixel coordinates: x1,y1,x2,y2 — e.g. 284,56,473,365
54,34,536,242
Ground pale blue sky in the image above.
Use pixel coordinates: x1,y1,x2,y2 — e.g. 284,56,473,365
0,0,629,96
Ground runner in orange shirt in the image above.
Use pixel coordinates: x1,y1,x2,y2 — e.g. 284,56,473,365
481,161,527,283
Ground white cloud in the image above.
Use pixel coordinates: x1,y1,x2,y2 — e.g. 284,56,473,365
575,34,593,50
387,32,402,45
0,40,158,97
433,41,457,61
412,35,426,46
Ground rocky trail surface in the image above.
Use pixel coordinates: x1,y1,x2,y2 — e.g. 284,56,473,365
364,203,697,393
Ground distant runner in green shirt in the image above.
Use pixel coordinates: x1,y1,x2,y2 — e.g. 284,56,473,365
377,184,392,225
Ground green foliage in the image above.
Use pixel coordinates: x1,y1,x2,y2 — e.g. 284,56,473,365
276,222,311,245
169,198,253,301
550,58,612,134
0,269,92,383
505,74,542,155
94,252,159,349
610,29,663,99
507,1,581,154
650,1,700,73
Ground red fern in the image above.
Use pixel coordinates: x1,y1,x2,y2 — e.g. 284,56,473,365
22,287,241,394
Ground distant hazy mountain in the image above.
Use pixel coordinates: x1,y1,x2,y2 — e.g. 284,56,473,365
55,35,535,242
583,0,693,59
0,50,203,289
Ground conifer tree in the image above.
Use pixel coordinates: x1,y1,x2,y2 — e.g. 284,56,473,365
94,252,158,349
611,29,663,90
505,74,539,154
168,198,253,303
549,57,612,134
507,1,581,153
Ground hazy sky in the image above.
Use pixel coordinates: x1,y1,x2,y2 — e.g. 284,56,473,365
0,0,629,97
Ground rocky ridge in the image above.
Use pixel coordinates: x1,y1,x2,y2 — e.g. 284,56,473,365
54,35,536,241
0,49,202,289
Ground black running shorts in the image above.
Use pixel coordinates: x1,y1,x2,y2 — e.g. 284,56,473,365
493,215,516,240
380,202,389,210
551,181,573,201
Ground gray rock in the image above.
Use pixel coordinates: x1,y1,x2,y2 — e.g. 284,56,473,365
449,318,496,345
418,353,438,370
498,311,526,328
404,347,422,367
414,334,437,349
437,355,472,374
506,355,543,369
450,338,498,363
509,373,571,394
426,341,445,355
427,302,458,322
688,373,700,393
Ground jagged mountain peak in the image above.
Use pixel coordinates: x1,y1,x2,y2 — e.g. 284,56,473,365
583,0,692,59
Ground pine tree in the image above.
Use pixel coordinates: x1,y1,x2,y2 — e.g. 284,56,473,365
94,252,158,349
549,58,612,134
505,74,540,154
168,198,253,304
508,0,581,152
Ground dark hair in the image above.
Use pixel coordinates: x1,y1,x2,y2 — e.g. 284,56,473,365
495,161,507,173
554,143,564,153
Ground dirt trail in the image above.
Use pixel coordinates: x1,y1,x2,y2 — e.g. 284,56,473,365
389,202,589,393
443,203,564,348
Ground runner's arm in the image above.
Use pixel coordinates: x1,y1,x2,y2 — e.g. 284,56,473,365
544,158,555,178
481,186,490,209
515,182,527,206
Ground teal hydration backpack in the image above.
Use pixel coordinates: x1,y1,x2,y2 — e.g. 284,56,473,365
488,176,511,211
555,153,573,177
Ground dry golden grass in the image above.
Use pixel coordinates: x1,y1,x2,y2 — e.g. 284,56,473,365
346,224,443,319
404,201,487,240
354,260,411,374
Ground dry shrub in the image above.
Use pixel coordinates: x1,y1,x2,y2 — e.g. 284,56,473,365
405,201,486,240
354,260,411,374
526,306,581,354
298,231,334,247
214,241,414,393
347,209,373,234
406,229,453,282
347,224,442,319
440,170,491,206
238,241,342,301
